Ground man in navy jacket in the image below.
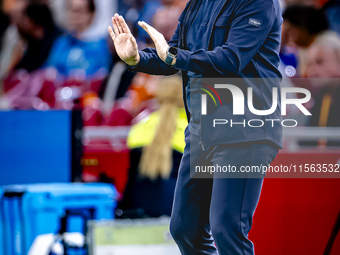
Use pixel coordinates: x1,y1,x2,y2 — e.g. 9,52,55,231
109,0,282,254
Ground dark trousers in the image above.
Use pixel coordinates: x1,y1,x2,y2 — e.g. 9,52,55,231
170,126,279,255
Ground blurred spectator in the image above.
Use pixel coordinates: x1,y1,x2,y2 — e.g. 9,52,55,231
137,0,185,46
281,5,329,77
44,0,113,77
66,0,96,38
306,32,340,79
323,0,340,35
137,0,163,46
282,5,328,48
305,31,340,128
119,76,186,217
13,3,62,72
138,76,184,180
1,0,115,110
0,1,62,109
152,0,183,41
83,0,117,39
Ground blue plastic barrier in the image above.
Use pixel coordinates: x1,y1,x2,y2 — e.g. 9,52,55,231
0,183,117,255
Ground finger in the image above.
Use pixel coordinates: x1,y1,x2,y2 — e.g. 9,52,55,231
138,21,157,42
138,21,149,33
140,21,158,35
108,26,116,41
144,22,162,42
114,14,123,34
119,15,131,34
111,16,120,35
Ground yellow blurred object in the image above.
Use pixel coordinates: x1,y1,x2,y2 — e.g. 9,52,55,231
127,76,187,180
127,108,187,153
318,94,332,127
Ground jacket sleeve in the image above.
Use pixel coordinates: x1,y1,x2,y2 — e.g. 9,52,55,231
174,0,277,76
127,23,181,76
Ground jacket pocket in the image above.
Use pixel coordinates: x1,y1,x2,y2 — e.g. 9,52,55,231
212,17,232,47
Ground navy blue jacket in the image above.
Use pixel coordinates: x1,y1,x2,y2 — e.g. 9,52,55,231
130,0,283,148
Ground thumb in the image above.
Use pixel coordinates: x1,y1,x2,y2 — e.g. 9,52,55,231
129,35,137,48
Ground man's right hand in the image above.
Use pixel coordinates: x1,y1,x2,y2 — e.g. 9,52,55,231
108,14,140,66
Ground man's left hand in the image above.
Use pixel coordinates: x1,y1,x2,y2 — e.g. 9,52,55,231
138,21,169,62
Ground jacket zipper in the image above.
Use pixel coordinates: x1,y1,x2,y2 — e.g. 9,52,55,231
199,0,228,150
180,0,196,49
199,142,205,152
207,0,228,50
180,0,227,151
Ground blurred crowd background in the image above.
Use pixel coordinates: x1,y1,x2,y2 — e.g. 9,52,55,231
0,0,340,127
0,0,187,120
0,0,340,217
0,0,339,130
